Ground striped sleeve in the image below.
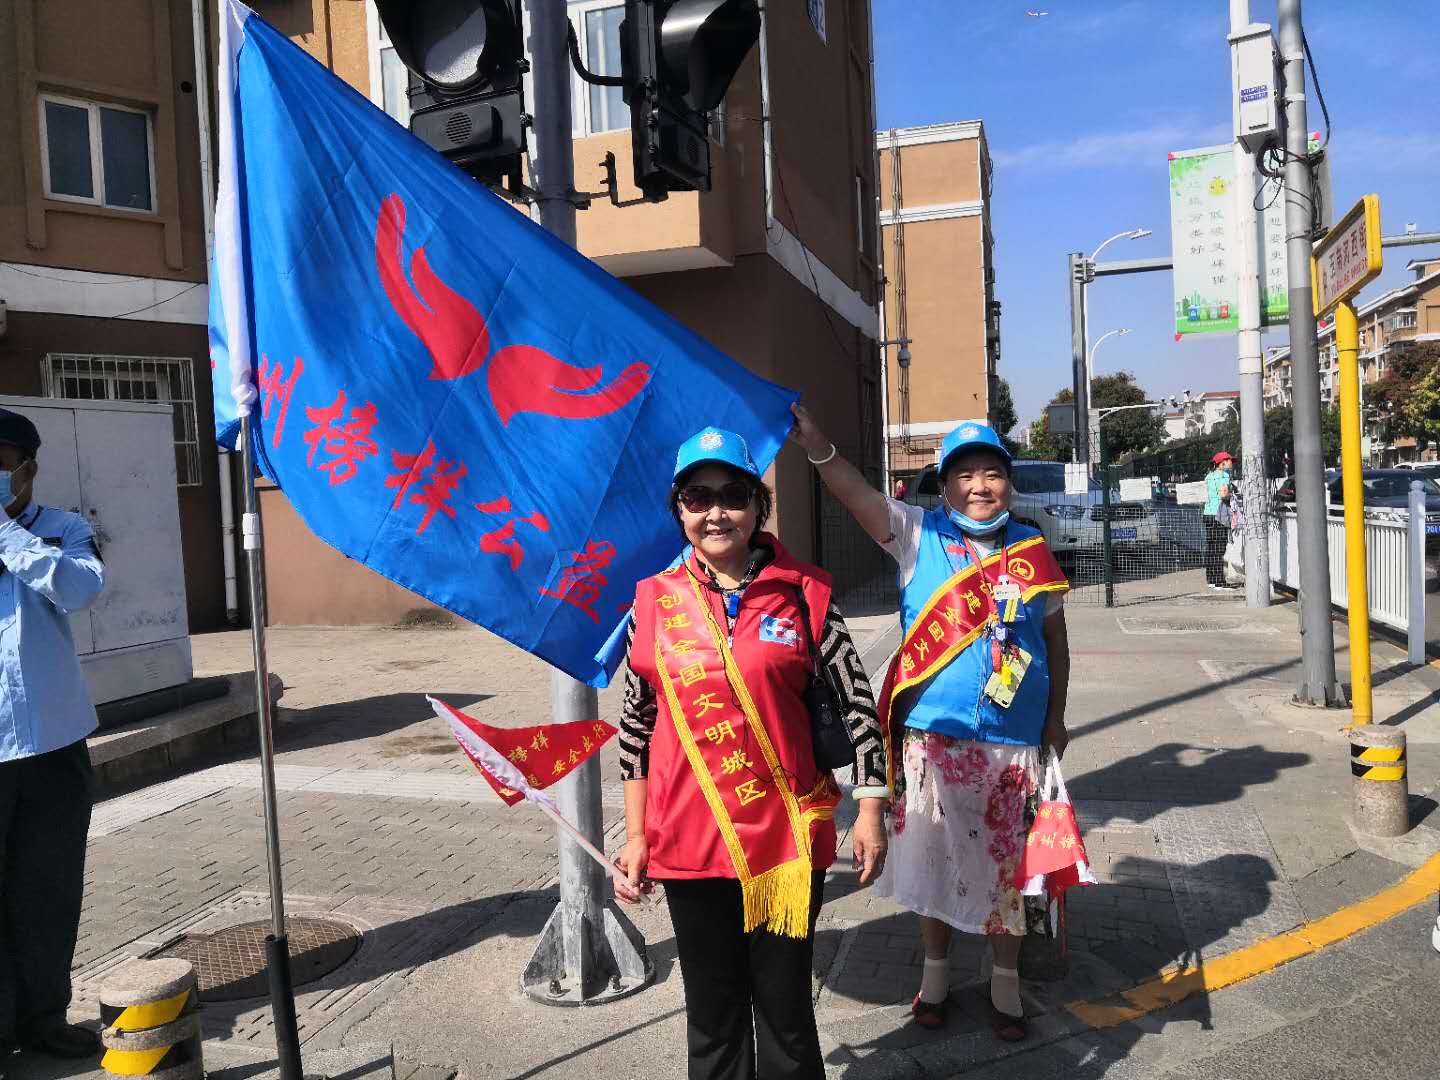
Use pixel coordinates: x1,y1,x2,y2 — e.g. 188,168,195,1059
818,602,889,797
617,616,657,781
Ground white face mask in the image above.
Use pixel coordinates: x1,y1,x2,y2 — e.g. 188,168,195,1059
0,466,18,506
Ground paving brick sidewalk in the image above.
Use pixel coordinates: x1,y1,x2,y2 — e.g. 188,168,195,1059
12,592,1440,1080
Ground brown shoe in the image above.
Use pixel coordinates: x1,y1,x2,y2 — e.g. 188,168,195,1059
988,999,1027,1042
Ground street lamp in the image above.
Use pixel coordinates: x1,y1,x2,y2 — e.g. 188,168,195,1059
1078,227,1150,463
1086,327,1130,401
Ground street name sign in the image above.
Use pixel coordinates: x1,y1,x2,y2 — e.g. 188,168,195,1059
1312,194,1382,316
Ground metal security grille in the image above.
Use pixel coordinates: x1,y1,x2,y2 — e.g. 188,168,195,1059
41,354,201,486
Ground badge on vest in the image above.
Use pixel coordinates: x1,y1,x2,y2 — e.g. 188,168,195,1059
758,614,798,647
994,576,1025,623
983,644,1032,708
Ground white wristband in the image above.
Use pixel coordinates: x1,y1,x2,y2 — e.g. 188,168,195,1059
807,443,838,466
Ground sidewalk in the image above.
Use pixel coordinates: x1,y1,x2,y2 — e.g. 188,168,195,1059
15,590,1440,1080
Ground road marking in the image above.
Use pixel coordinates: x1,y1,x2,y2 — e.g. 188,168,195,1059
1065,850,1440,1029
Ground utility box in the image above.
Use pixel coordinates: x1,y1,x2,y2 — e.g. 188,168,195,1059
0,395,192,706
1231,24,1279,152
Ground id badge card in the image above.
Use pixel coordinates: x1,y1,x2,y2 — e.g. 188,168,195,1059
983,645,1032,708
994,577,1024,624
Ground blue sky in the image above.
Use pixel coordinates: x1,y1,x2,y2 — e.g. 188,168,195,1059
873,0,1439,429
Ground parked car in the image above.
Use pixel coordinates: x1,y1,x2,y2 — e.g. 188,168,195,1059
1272,468,1440,550
903,460,1160,559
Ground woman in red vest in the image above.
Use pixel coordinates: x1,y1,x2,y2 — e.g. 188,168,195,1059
614,426,891,1080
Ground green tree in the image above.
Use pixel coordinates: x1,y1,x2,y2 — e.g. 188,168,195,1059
1091,371,1167,459
991,377,1019,437
1261,405,1342,472
1370,341,1440,455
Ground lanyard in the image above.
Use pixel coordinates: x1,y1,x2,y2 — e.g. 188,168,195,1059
957,526,1009,589
958,528,1009,673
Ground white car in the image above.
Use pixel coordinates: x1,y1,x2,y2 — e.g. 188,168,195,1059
904,460,1160,559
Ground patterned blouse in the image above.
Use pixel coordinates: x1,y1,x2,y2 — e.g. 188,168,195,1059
617,553,889,798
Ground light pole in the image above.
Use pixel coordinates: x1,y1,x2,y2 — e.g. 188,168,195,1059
1085,327,1130,469
1077,228,1150,462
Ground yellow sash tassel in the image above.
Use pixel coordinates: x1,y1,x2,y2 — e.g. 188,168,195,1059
741,856,814,939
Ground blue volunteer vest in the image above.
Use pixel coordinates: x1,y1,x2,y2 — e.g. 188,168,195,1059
898,510,1053,746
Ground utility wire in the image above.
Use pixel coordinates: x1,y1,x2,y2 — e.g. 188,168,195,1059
108,282,205,320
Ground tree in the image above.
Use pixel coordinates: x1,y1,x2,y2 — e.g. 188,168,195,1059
1370,341,1440,455
991,377,1022,455
1091,371,1166,460
1021,389,1073,460
1261,404,1342,473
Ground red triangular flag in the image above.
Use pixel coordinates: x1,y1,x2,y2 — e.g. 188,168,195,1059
439,701,616,806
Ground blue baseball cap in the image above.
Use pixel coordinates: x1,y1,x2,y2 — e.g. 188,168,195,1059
673,427,761,482
939,419,1011,476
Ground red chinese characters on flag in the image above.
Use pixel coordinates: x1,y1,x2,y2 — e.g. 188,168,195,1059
439,699,617,807
475,496,550,570
539,540,616,623
258,354,303,449
387,441,468,535
303,389,379,484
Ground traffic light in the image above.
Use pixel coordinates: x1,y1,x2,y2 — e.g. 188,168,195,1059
374,1,527,189
620,1,761,199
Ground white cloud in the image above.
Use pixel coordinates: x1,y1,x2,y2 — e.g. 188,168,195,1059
992,123,1230,171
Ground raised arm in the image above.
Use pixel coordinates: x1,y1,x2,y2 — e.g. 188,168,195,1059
788,403,892,545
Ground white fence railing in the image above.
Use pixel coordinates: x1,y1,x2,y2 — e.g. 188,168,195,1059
1269,510,1416,632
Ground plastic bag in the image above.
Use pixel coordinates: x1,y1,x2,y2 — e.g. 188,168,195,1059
1224,531,1245,585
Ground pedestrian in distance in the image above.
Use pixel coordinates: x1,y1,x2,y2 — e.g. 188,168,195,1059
0,408,107,1077
1204,451,1236,589
613,426,890,1080
790,405,1072,1042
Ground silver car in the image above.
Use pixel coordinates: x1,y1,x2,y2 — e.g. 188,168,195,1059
904,460,1160,558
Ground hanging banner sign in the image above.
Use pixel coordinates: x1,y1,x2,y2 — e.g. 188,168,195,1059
1167,145,1288,337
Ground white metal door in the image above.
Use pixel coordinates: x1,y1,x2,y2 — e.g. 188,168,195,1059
74,403,188,653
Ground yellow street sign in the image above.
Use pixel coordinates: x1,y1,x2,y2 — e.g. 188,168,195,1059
1312,194,1382,316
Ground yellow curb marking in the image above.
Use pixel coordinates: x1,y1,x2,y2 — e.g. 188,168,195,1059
1064,851,1440,1029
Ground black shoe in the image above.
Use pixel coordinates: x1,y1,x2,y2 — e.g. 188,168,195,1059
2,1039,14,1080
22,1024,100,1059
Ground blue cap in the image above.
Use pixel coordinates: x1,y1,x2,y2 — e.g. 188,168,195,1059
939,419,1010,475
673,427,761,481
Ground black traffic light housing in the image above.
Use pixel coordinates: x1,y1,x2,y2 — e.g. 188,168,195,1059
620,0,761,200
374,0,528,192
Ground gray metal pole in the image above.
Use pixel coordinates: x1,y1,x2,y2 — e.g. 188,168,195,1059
1278,0,1342,705
1069,253,1089,464
239,413,304,1080
1409,480,1426,665
1229,0,1271,609
520,0,651,1006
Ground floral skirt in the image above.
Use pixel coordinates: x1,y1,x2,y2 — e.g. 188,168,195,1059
874,730,1042,936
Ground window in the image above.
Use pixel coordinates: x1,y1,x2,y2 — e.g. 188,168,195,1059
376,19,412,126
1388,309,1417,332
41,355,202,486
39,95,154,212
807,0,828,41
570,1,629,137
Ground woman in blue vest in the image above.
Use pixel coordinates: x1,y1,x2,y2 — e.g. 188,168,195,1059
789,406,1071,1042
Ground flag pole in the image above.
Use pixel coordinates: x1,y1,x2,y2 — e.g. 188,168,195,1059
239,411,306,1080
519,0,651,1006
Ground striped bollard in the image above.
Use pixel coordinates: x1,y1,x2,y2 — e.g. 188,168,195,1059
100,958,202,1080
1350,726,1409,838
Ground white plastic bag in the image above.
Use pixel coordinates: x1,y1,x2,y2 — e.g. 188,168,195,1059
1223,531,1245,585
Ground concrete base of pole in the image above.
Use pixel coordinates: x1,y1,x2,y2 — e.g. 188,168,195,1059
521,898,654,1006
1349,726,1409,837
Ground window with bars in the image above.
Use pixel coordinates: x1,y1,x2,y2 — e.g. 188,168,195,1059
41,355,202,486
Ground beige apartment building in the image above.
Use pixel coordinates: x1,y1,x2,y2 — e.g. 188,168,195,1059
876,121,998,483
1264,255,1440,464
0,0,227,629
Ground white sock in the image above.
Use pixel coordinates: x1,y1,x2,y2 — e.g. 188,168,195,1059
990,964,1022,1016
918,957,949,1004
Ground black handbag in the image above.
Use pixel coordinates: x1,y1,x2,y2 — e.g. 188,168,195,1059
791,587,856,772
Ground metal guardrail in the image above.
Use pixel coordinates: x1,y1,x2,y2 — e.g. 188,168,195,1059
1268,508,1427,633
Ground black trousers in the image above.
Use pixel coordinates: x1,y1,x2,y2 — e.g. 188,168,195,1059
0,740,93,1044
664,872,826,1080
1204,516,1229,585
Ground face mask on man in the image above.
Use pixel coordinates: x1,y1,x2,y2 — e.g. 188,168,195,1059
0,464,25,507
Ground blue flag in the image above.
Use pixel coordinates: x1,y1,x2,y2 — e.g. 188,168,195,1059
209,2,798,687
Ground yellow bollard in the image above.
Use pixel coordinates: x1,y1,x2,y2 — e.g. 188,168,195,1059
1335,300,1372,728
99,958,202,1080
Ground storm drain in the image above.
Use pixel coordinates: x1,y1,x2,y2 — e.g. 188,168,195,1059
1116,616,1274,635
146,917,360,1003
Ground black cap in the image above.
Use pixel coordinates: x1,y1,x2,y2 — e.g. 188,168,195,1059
0,408,41,456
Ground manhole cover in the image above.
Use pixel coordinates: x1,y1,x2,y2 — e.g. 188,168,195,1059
147,918,360,1002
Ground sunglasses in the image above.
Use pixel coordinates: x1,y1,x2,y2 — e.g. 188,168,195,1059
677,480,754,514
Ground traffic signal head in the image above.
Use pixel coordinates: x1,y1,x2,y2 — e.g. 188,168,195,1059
374,1,527,187
622,0,761,199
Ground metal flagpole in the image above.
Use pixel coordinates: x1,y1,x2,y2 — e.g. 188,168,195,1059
519,0,651,1006
239,411,305,1080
